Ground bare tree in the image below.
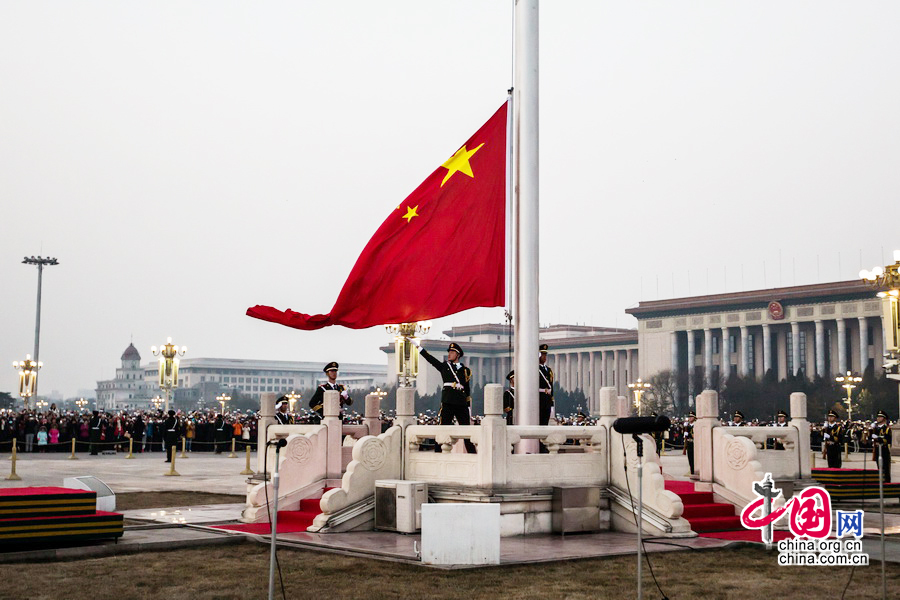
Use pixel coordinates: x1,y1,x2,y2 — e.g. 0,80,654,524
646,370,677,415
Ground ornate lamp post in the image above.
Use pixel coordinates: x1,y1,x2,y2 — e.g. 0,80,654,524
628,379,651,417
835,371,863,422
385,322,430,387
861,250,900,419
151,395,164,411
285,390,301,412
75,398,87,413
151,338,186,413
216,393,231,415
12,355,41,409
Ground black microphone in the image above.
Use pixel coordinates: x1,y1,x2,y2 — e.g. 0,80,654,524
267,438,288,448
613,416,671,434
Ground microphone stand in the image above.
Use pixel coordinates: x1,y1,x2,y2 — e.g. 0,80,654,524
268,440,284,600
633,433,644,600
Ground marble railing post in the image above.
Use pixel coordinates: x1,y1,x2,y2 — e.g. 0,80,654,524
790,392,811,478
323,391,342,480
696,389,719,483
395,387,416,431
257,392,277,473
364,393,381,437
616,395,630,418
478,384,508,486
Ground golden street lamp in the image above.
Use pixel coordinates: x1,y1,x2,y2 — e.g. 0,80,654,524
216,393,231,414
861,250,900,419
285,390,301,412
385,322,430,387
75,398,88,412
835,371,863,422
151,395,164,411
12,354,41,409
628,379,651,417
151,337,186,413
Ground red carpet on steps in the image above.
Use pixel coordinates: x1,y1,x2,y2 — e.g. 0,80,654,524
665,480,792,543
212,490,332,535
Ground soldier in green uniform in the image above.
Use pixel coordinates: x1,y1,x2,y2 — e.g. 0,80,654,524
823,409,844,468
768,410,788,450
414,341,476,454
274,397,294,425
504,371,515,425
309,362,353,423
683,411,696,474
871,410,892,483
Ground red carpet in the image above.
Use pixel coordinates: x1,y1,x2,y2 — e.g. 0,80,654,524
665,480,792,543
212,490,333,535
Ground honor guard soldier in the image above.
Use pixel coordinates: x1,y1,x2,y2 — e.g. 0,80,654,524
822,410,844,468
768,410,789,450
163,410,179,462
684,411,696,474
414,341,476,454
650,412,664,455
871,410,892,483
539,344,554,426
213,413,228,454
274,397,294,425
89,410,102,455
504,371,515,425
309,362,353,423
731,411,746,426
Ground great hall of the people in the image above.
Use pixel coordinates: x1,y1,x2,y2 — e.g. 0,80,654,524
391,279,885,412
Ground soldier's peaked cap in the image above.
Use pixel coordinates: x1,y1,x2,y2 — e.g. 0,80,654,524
733,411,744,419
539,344,549,353
447,343,464,356
168,410,176,416
827,409,839,418
777,410,788,418
323,362,339,372
506,370,515,381
877,410,890,419
688,411,696,417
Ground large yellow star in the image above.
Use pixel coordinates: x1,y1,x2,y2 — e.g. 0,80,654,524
402,205,419,223
440,142,484,187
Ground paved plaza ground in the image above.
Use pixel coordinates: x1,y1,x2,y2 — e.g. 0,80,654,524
1,448,899,599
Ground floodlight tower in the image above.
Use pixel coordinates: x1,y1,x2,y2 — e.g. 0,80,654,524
22,255,59,403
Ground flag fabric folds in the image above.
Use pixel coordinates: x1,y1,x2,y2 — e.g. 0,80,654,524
247,102,508,331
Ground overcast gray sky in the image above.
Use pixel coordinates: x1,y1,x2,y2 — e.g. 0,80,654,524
2,2,898,398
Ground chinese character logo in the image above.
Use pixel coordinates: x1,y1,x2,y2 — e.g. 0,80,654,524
836,510,864,538
740,474,834,544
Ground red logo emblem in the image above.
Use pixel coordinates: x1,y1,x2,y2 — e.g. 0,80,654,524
768,301,785,320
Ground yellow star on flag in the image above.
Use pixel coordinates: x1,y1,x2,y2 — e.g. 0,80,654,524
402,205,419,223
440,142,484,187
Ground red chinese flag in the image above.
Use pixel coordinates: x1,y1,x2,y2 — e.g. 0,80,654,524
247,102,507,330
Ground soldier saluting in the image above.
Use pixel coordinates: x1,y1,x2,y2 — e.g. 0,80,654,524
309,362,352,423
414,341,476,454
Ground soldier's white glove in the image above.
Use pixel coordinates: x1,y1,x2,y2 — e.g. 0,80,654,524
411,338,421,348
340,389,349,399
823,433,830,440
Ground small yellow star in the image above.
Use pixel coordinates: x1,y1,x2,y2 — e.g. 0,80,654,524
440,142,484,187
402,205,419,223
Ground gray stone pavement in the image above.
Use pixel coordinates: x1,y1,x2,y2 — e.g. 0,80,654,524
0,450,253,494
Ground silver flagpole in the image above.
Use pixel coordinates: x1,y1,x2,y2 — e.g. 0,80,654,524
514,0,539,452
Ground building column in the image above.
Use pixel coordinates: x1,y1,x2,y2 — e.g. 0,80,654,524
837,318,847,374
740,325,750,377
670,332,679,407
626,348,634,385
858,317,869,373
721,327,731,381
611,350,619,394
589,352,598,411
791,321,801,376
703,328,713,387
577,352,585,392
686,330,695,395
815,320,825,378
762,323,772,376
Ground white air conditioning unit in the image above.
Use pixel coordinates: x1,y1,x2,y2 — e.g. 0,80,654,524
374,480,427,533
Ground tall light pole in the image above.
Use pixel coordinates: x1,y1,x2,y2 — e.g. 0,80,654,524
628,379,651,417
151,338,186,413
835,371,862,422
285,390,301,413
22,256,58,403
385,322,430,387
861,250,900,420
216,393,231,415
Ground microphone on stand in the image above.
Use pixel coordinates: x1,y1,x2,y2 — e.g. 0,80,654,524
613,416,671,435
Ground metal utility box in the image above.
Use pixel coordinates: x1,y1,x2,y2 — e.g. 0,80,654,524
552,485,601,534
374,480,427,533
